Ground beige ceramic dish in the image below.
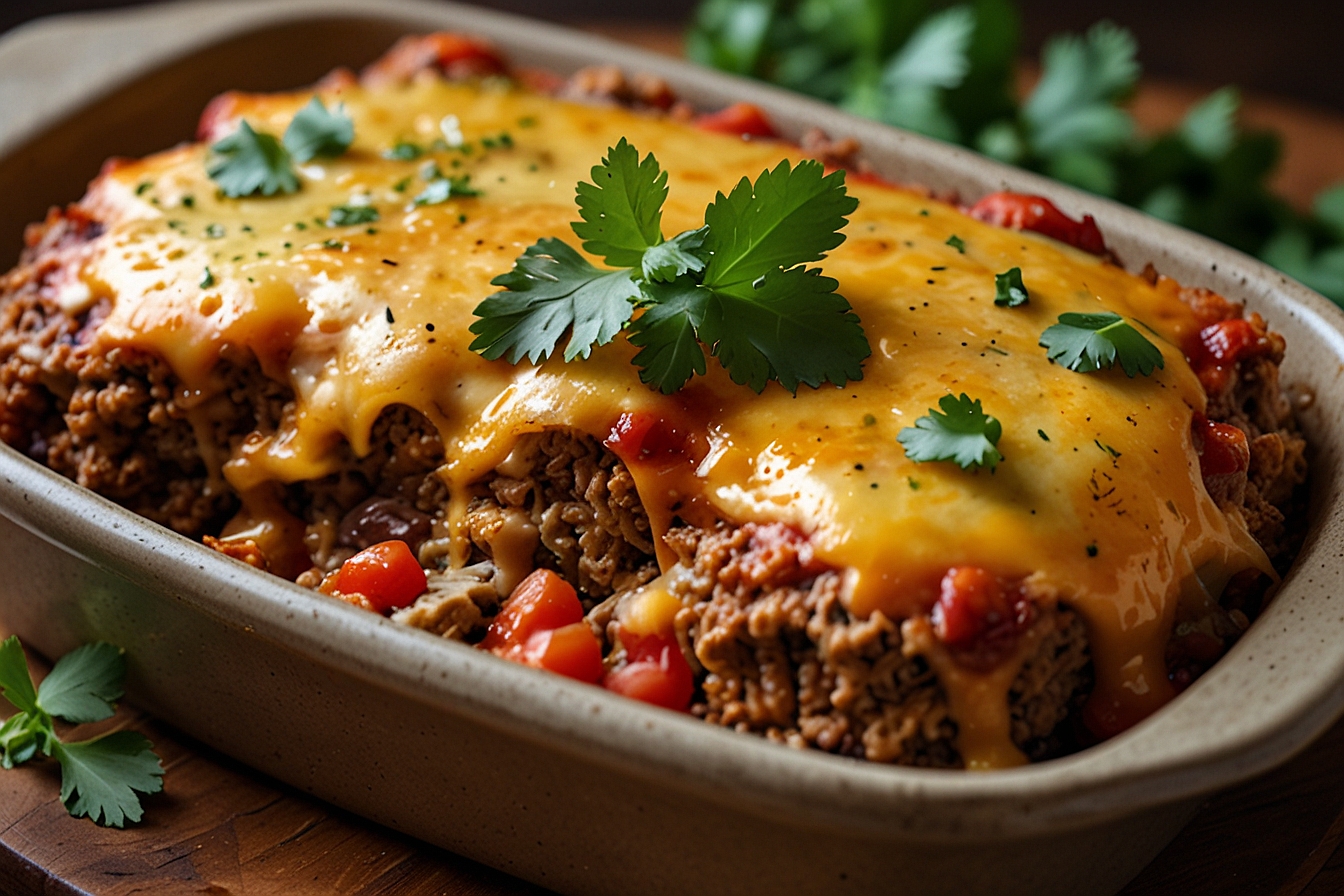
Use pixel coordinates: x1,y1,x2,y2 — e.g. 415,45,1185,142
0,2,1342,894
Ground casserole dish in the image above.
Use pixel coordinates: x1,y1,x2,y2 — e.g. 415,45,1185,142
0,1,1342,893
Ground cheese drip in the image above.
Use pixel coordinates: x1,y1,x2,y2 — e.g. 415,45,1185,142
75,76,1271,766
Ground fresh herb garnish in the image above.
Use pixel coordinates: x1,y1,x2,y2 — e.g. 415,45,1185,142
0,636,163,827
945,234,965,253
898,393,1003,471
1039,311,1165,376
283,97,354,162
994,266,1029,306
200,267,215,288
207,98,353,198
384,140,424,161
413,175,481,206
327,203,380,226
470,139,868,394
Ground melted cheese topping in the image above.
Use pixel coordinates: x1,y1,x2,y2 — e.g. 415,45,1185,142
74,76,1270,768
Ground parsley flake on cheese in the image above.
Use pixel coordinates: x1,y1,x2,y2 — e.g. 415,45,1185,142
283,97,354,162
994,266,1029,306
1039,311,1165,376
898,393,1004,471
208,98,353,198
207,121,298,198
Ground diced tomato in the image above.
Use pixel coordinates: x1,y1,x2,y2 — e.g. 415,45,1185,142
482,570,604,684
1192,413,1250,478
481,569,584,653
1199,317,1271,365
329,540,427,613
423,32,507,76
604,631,694,711
932,567,1035,671
604,411,688,464
967,192,1109,257
933,567,1006,649
1187,317,1274,394
520,622,605,683
694,102,778,138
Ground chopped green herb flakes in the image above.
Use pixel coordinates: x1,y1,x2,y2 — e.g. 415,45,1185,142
994,267,1029,306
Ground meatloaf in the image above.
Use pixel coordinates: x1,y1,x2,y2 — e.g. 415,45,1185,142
0,33,1307,768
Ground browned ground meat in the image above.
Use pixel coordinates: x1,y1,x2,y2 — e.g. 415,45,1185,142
463,428,659,603
663,523,1091,767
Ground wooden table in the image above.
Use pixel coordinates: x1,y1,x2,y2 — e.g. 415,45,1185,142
5,22,1344,896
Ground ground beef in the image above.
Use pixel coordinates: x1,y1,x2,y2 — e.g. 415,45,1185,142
463,428,658,604
295,404,448,572
662,523,1092,767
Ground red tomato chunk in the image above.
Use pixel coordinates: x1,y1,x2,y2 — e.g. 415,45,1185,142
483,569,604,684
329,540,427,613
932,566,1035,672
967,192,1109,257
694,102,778,138
604,631,694,711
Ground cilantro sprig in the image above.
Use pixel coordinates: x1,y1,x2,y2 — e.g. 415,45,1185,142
0,636,163,827
689,2,1344,310
1039,311,1165,376
208,97,354,198
469,139,870,394
898,393,1003,471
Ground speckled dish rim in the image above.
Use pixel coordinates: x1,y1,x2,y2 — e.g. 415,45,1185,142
1,0,1342,844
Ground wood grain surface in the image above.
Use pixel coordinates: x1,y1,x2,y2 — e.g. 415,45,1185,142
4,23,1344,896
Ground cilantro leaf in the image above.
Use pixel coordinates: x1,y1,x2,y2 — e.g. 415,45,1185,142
384,140,424,161
573,138,668,268
208,121,299,198
0,635,38,715
994,267,1029,306
701,159,857,294
1180,86,1238,161
413,176,480,206
1022,21,1137,157
472,143,868,393
282,97,354,163
642,226,708,282
898,393,1003,471
628,277,711,393
468,238,638,363
1039,311,1165,376
55,732,164,828
698,266,869,393
0,712,42,768
36,642,123,725
327,204,379,227
871,6,976,140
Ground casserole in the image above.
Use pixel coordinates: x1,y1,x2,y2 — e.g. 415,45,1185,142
0,2,1342,894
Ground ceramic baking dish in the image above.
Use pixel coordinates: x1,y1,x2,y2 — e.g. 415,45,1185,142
1,2,1342,894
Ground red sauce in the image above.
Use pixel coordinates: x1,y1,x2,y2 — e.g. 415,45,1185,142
1193,413,1251,479
967,192,1109,257
932,567,1037,673
1187,317,1274,393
